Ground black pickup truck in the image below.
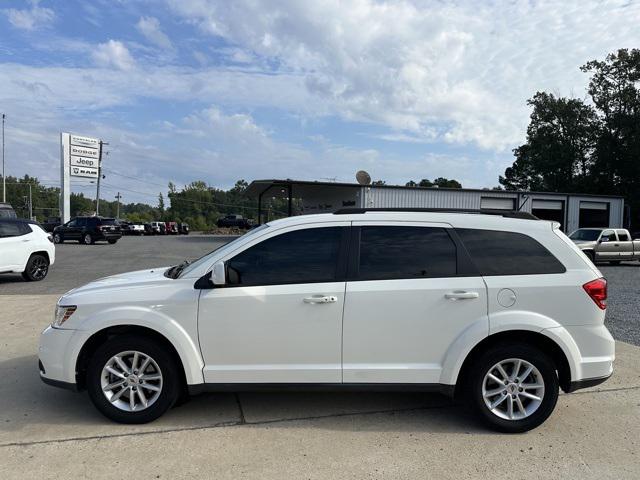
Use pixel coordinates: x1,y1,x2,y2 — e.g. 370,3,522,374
216,214,253,229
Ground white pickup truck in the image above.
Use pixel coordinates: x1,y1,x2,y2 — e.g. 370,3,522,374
569,228,640,264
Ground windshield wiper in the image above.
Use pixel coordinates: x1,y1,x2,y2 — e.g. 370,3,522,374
165,260,190,279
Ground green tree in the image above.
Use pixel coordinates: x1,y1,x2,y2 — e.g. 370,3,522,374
500,92,598,192
582,49,640,204
500,48,640,227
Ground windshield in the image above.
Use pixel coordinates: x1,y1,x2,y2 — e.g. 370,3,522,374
179,223,270,277
569,229,602,241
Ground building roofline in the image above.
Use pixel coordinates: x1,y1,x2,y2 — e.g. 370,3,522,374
244,179,625,200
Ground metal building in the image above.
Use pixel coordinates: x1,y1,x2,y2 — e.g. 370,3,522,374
245,179,626,232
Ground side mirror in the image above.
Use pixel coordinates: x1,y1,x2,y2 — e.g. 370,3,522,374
212,261,226,286
194,271,213,290
599,236,610,243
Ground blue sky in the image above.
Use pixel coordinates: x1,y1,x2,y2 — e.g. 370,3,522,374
1,0,640,205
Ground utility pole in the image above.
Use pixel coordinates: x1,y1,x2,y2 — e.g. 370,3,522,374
115,192,122,219
2,113,5,203
28,182,32,219
95,140,107,215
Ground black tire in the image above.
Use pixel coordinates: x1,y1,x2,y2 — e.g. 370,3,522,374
86,335,181,424
108,239,118,244
53,233,63,244
585,251,595,263
466,343,559,433
83,233,94,245
21,254,49,281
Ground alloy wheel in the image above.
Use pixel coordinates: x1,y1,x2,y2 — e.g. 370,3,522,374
30,257,48,280
481,358,545,421
100,351,163,412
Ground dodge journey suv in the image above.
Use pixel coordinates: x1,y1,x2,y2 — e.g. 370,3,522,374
39,209,614,432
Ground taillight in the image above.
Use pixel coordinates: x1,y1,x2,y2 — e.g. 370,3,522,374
583,278,607,310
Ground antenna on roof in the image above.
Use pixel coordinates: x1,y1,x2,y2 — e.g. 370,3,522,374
356,170,371,185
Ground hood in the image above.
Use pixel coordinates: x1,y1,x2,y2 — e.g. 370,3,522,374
64,267,171,297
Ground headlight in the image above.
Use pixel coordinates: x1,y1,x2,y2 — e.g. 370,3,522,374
53,305,77,328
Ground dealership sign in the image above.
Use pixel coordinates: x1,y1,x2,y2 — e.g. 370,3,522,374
59,132,103,223
71,166,99,178
62,133,101,179
70,155,98,169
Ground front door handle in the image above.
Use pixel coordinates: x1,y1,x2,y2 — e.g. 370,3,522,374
303,295,338,304
445,291,479,300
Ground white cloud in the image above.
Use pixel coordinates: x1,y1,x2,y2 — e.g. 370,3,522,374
91,40,136,71
5,2,54,30
136,16,174,50
167,0,640,151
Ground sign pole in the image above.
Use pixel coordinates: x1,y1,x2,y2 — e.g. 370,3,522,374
95,140,103,215
2,113,5,203
60,133,71,223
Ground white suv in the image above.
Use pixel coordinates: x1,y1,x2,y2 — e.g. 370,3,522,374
39,209,614,432
0,218,55,281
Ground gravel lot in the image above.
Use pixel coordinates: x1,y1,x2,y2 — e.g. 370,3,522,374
1,234,638,345
600,263,640,346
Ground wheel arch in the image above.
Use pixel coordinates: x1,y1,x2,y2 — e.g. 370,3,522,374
30,250,50,263
75,325,192,390
453,330,572,398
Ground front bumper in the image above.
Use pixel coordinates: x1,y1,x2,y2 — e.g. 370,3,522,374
38,325,84,387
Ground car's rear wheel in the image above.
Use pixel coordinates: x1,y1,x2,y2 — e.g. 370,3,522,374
83,233,94,245
86,335,181,424
22,254,49,281
108,239,118,244
585,251,595,263
53,233,63,244
467,343,559,433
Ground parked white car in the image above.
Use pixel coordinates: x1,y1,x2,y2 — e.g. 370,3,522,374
0,218,55,281
39,209,614,432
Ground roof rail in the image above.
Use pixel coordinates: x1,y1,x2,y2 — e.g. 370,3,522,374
333,207,539,220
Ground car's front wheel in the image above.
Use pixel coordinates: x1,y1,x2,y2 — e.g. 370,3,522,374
467,343,559,433
87,336,181,424
53,233,63,244
22,254,49,281
83,233,94,245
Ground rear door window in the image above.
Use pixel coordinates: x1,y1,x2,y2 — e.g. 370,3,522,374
456,228,566,276
0,222,24,237
616,231,630,241
355,226,457,280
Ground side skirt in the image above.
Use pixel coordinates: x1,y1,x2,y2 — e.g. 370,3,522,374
188,383,456,398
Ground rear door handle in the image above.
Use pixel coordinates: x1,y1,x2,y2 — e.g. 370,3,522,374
445,291,479,300
303,295,338,304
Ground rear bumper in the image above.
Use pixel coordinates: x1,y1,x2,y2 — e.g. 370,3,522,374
97,232,122,240
565,373,612,393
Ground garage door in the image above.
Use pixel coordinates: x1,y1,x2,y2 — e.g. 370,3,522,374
480,197,515,210
579,202,609,228
532,199,565,230
532,200,563,210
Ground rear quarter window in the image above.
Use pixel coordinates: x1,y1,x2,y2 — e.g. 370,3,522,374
456,228,566,276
